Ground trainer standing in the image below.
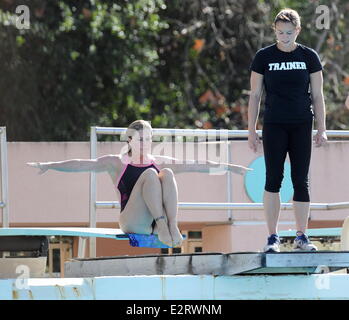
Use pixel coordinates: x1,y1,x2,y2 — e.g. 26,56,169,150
247,8,327,252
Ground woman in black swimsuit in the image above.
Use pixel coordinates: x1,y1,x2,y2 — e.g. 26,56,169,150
28,120,251,247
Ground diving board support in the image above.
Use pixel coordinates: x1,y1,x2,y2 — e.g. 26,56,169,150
78,236,88,259
0,127,9,228
341,217,349,250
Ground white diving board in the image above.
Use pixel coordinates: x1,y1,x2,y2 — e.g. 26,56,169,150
0,227,129,239
0,228,180,257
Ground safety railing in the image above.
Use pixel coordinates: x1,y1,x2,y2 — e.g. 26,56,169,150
0,127,9,228
0,126,348,258
89,127,349,257
96,201,349,211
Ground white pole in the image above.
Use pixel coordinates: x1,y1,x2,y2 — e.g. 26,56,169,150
89,126,97,258
227,141,233,221
94,127,349,139
0,127,9,228
95,201,349,211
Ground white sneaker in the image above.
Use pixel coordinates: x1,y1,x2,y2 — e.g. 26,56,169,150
293,231,317,251
263,234,281,253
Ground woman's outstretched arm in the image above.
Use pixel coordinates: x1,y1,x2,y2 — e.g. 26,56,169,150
27,155,120,175
153,155,252,175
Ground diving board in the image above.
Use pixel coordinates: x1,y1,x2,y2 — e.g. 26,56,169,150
0,228,178,258
0,227,129,239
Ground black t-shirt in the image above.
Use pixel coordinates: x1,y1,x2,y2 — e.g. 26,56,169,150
250,43,323,123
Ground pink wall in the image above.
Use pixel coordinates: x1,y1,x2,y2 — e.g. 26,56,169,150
1,140,349,252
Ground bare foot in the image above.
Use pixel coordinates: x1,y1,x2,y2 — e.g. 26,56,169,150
156,219,173,247
169,224,183,247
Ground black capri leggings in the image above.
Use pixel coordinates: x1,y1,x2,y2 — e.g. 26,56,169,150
262,121,313,202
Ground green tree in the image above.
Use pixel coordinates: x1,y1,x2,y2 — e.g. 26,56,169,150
1,0,348,141
0,0,167,140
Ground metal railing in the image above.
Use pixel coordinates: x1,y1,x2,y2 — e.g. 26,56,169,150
89,127,349,258
92,127,349,139
0,127,9,228
0,126,348,257
96,201,349,211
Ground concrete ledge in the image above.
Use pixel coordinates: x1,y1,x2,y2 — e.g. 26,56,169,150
0,257,47,279
64,253,264,277
2,274,349,300
65,251,349,277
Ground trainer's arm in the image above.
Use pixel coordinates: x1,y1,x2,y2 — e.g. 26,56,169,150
153,155,251,175
248,71,264,152
310,71,326,132
27,155,119,174
248,72,263,130
310,71,327,147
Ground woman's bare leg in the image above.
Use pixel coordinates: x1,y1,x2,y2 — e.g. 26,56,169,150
158,168,183,247
118,168,172,246
263,190,281,235
293,201,310,233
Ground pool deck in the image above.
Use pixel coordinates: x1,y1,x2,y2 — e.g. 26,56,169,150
1,251,349,300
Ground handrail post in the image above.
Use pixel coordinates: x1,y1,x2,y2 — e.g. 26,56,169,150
89,126,97,258
0,127,9,228
227,141,233,221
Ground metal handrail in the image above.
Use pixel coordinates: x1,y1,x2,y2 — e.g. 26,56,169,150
96,201,349,211
89,126,349,258
94,127,349,139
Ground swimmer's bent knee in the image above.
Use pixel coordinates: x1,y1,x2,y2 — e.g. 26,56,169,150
141,167,159,180
159,168,174,178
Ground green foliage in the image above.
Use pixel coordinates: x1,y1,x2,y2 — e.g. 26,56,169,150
0,0,348,141
0,0,167,140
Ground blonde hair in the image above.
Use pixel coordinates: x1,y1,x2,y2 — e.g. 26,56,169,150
273,8,301,29
125,120,152,156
